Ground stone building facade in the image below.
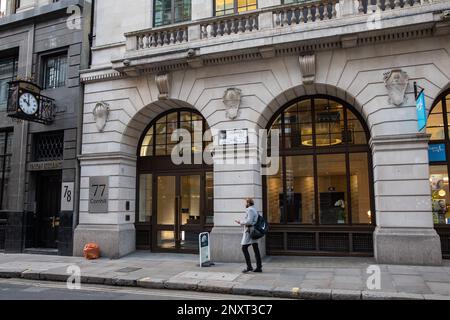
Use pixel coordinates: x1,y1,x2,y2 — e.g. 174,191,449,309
0,0,92,255
76,0,450,265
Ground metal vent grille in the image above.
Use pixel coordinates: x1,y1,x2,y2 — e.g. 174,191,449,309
319,233,349,252
136,230,150,247
440,233,450,255
0,214,7,250
352,233,373,253
287,233,316,251
267,232,284,251
34,132,64,162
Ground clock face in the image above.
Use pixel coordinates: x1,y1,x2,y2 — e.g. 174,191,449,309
19,93,39,115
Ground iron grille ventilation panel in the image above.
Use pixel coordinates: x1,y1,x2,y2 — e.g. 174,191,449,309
287,232,316,251
440,233,450,256
267,232,284,251
352,233,374,253
319,233,350,252
34,132,64,162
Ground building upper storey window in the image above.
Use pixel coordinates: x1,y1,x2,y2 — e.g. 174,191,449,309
0,56,18,111
154,0,191,27
215,0,257,16
43,53,67,89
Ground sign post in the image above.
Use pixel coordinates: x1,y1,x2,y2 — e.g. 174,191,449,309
199,232,213,268
415,82,427,133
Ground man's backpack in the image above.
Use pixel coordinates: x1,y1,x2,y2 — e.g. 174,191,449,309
250,215,269,240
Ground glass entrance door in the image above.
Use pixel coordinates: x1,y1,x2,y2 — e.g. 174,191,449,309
155,174,202,251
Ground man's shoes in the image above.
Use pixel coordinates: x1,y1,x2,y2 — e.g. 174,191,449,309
242,268,253,273
253,268,263,273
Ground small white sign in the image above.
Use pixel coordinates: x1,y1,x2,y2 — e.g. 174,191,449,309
218,129,248,146
61,182,75,212
199,232,211,268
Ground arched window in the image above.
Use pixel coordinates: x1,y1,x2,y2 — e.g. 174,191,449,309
136,109,213,252
427,90,450,226
264,96,375,255
140,109,209,158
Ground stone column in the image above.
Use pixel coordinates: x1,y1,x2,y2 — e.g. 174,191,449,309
73,153,136,259
210,143,266,263
372,133,442,266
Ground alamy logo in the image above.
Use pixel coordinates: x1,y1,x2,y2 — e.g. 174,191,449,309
66,5,82,30
66,265,81,290
366,265,381,290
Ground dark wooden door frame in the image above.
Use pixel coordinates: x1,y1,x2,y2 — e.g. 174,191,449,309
34,170,62,249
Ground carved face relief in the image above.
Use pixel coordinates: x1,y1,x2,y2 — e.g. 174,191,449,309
93,102,110,132
223,88,242,120
384,69,409,106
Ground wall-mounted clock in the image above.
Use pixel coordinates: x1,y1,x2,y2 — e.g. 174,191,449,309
18,92,39,115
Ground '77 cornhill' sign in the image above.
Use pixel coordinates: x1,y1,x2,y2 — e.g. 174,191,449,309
89,176,109,214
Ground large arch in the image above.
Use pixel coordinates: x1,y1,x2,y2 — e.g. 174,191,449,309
134,107,214,252
262,94,375,256
121,99,207,157
256,83,365,132
427,87,450,259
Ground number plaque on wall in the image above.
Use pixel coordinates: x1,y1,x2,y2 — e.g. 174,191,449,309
89,176,109,214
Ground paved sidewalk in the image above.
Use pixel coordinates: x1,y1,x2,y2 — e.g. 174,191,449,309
0,252,450,300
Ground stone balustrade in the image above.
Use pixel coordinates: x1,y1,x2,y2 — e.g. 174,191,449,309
200,12,259,39
131,25,189,50
126,0,438,52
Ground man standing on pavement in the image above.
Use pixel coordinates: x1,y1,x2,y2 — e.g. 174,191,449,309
235,198,263,273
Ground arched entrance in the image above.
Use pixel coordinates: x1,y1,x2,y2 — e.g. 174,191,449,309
135,108,213,253
426,88,450,259
263,95,376,256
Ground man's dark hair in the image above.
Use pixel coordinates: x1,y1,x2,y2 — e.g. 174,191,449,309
246,198,255,206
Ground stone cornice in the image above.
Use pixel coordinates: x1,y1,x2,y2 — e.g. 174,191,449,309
78,152,137,163
370,133,432,150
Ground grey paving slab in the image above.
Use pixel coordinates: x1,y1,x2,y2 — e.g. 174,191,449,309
304,272,334,280
392,275,428,286
421,272,450,283
331,282,365,291
334,268,363,276
426,282,450,295
388,266,421,275
299,279,332,289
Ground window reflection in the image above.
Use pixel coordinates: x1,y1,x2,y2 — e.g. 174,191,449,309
427,101,445,141
154,0,191,27
215,0,257,16
430,166,450,225
139,174,153,223
139,110,209,158
266,97,373,226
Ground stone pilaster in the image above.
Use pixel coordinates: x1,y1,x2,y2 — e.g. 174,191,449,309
73,152,136,259
210,143,266,263
371,133,442,266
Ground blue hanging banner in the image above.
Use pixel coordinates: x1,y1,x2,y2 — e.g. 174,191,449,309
416,90,427,132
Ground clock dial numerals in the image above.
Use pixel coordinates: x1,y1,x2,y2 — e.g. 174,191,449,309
19,93,39,115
